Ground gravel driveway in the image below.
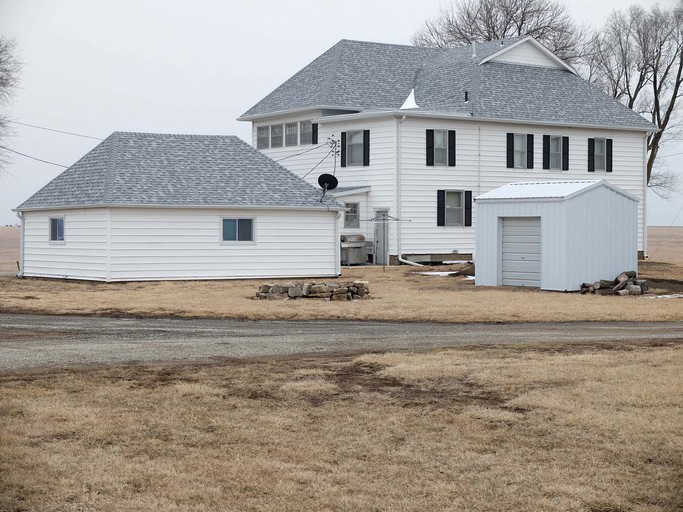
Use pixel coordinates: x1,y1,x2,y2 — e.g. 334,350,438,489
1,313,682,372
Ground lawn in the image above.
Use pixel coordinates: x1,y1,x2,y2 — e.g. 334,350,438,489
1,226,683,323
1,227,682,510
1,339,681,511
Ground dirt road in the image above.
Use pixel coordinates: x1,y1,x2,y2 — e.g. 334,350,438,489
1,313,681,371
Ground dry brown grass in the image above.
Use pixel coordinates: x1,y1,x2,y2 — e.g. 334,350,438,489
1,226,682,322
648,227,683,265
1,340,681,511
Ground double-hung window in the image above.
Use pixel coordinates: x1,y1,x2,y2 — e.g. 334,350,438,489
507,133,534,169
437,190,472,227
256,126,270,149
542,135,569,171
344,203,360,228
285,123,298,146
270,124,283,148
346,130,364,166
426,129,456,166
300,121,313,145
588,137,613,173
49,217,64,242
222,218,254,242
341,130,370,167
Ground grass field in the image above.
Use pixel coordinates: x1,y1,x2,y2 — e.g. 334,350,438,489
1,226,682,322
1,339,681,511
1,227,682,510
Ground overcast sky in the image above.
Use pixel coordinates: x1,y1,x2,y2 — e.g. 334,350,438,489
1,0,681,227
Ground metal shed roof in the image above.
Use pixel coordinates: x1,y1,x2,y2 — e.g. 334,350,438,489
475,180,639,202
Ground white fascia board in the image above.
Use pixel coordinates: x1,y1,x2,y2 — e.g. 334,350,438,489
563,180,640,203
479,35,578,75
14,203,345,213
312,109,654,133
329,187,371,198
237,105,366,122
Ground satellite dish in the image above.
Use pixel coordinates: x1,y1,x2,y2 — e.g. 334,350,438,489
318,173,338,191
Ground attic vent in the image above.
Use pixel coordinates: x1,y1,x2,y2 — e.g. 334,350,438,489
400,88,419,109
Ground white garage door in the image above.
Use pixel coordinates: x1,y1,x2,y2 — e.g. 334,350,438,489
501,217,541,287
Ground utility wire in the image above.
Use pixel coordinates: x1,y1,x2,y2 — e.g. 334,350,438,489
275,143,327,162
8,120,104,141
302,148,333,179
0,145,68,168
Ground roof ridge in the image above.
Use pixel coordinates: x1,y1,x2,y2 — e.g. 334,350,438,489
103,132,119,204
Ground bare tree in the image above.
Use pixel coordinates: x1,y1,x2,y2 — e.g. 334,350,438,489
0,38,21,170
586,3,683,197
411,0,587,64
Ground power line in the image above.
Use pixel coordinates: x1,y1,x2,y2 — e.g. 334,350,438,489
0,145,68,168
8,120,104,141
275,143,328,162
302,148,333,179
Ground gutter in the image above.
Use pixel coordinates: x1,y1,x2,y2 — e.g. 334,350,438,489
13,203,346,213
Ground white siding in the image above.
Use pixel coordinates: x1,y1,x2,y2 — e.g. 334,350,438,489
256,115,399,255
253,115,647,260
489,41,563,68
21,209,108,280
400,118,646,256
109,207,338,281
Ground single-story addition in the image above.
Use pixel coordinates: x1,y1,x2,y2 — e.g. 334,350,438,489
14,132,343,281
474,180,638,291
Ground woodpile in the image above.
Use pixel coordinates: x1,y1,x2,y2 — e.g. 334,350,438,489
580,271,649,296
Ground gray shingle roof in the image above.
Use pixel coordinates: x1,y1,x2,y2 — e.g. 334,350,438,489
240,38,653,130
17,132,342,211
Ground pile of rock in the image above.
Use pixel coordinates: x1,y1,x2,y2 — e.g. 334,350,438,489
580,271,649,296
255,281,370,301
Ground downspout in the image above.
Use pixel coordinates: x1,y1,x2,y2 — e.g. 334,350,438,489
642,132,648,258
395,114,423,267
16,211,24,277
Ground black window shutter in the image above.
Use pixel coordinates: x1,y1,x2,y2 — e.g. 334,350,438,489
464,191,472,226
542,135,550,169
448,130,456,167
437,190,445,226
562,136,569,171
426,129,434,166
340,132,347,168
312,123,318,145
506,133,514,168
606,138,613,172
526,134,534,169
362,130,370,166
587,138,595,172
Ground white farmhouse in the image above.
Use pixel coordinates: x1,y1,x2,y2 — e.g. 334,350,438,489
239,36,654,265
15,132,342,281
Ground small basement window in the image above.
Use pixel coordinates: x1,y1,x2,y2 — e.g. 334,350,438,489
49,217,64,242
222,218,254,242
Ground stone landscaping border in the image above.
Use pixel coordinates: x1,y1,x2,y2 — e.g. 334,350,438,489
255,281,370,301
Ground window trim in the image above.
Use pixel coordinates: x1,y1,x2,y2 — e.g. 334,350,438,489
549,135,562,170
433,130,447,167
594,137,606,171
221,217,256,244
444,190,464,226
49,217,65,244
344,202,360,228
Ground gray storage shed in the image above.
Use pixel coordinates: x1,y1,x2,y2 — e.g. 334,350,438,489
474,180,639,291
